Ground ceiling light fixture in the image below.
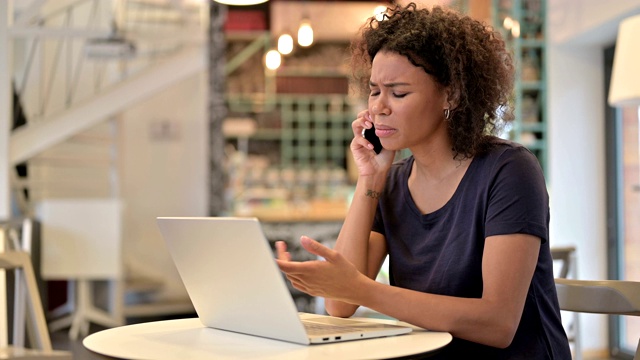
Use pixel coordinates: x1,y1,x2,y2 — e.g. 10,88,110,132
278,33,294,55
84,21,136,60
609,14,640,107
265,49,282,70
297,18,313,47
374,5,388,21
213,0,268,6
609,14,640,202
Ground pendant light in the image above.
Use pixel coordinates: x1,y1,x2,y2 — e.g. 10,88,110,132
609,14,640,107
265,49,282,70
297,18,313,47
277,33,294,55
608,14,640,232
213,0,268,5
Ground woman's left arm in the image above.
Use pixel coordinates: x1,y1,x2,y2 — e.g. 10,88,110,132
352,233,539,348
279,233,539,348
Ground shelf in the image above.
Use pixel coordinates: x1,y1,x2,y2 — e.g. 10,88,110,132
521,122,546,133
521,81,544,91
252,129,283,140
226,94,356,168
493,0,547,173
520,38,545,47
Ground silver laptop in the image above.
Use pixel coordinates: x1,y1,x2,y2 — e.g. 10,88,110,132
156,216,412,345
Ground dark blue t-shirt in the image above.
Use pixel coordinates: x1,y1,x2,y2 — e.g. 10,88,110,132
372,138,571,359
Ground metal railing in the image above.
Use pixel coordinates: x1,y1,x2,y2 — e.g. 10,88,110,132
11,0,206,124
6,0,207,215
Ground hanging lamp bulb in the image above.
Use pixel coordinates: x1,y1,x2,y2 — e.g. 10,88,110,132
297,18,313,47
213,0,268,5
265,49,282,70
278,33,294,55
373,5,387,21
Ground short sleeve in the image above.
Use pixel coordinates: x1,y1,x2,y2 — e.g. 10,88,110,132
484,147,549,243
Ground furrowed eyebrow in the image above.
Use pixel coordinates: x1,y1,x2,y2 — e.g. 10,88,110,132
369,81,411,88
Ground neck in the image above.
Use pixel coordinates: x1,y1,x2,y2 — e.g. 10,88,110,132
410,147,468,184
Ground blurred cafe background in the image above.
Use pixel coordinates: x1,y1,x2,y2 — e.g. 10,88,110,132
1,0,640,358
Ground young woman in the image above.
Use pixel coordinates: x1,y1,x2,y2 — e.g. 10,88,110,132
276,3,571,358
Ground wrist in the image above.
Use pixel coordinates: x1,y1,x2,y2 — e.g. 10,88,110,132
364,189,381,200
354,275,384,309
357,173,387,198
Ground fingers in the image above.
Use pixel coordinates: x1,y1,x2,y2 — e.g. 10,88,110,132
275,258,298,272
275,241,291,261
276,260,324,297
356,109,370,121
285,274,315,296
352,111,373,136
351,111,381,156
275,236,339,273
351,135,377,154
299,236,337,262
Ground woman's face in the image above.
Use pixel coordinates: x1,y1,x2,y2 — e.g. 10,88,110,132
368,51,450,153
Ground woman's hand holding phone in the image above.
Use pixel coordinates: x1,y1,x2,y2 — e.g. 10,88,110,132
351,111,395,177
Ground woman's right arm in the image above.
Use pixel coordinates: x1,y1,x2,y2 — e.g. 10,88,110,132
325,111,395,317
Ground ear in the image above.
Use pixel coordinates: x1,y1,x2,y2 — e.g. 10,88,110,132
444,86,460,110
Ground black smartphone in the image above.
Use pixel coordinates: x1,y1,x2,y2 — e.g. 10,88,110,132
363,126,383,154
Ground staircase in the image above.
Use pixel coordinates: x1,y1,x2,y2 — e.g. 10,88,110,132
9,0,207,211
4,0,207,337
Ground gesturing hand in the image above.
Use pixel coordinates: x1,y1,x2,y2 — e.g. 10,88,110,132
276,236,367,305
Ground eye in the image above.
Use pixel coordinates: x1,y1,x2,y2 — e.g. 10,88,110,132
369,90,380,97
393,93,408,98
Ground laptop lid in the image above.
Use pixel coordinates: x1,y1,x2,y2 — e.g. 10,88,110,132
157,216,412,345
157,217,310,344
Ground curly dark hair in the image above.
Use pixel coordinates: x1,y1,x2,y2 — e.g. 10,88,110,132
349,2,514,159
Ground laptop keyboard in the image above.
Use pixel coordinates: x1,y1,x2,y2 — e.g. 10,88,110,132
302,321,362,336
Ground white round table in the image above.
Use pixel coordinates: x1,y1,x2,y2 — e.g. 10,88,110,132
83,318,452,360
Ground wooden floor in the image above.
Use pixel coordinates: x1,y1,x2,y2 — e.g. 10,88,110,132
50,326,112,360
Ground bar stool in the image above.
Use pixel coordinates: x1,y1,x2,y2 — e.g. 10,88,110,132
551,245,581,359
555,278,640,360
0,244,71,359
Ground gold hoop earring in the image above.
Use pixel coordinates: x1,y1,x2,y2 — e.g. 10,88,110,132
444,108,451,120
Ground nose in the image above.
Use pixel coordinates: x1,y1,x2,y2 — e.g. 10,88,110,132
370,97,390,116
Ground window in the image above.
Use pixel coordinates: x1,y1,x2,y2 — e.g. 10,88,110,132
605,45,640,358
